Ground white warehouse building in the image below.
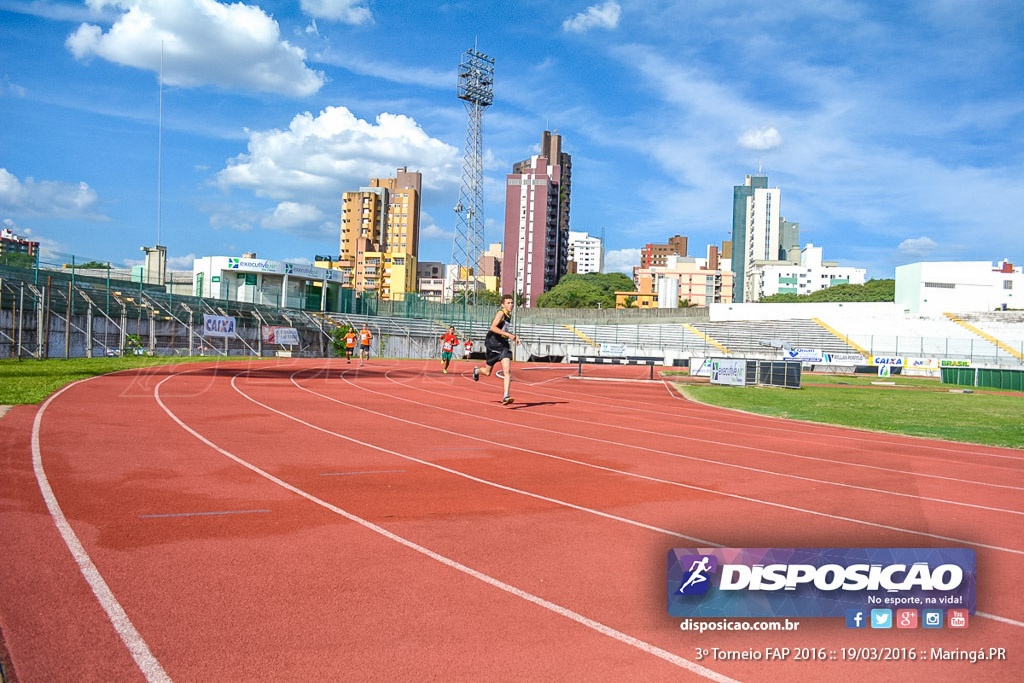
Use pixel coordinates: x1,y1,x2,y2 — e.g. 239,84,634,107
193,255,343,310
896,260,1022,315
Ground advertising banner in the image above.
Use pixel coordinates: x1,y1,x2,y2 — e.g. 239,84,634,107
261,325,300,345
905,357,940,370
783,348,824,363
202,315,236,338
600,343,626,356
668,547,976,619
710,358,746,386
691,358,713,377
821,352,867,365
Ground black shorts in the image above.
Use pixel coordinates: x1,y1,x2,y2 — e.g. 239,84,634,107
484,343,512,367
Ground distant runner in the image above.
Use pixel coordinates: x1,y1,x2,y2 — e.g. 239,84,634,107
343,328,357,363
464,338,473,358
473,294,519,405
440,325,459,374
358,323,373,366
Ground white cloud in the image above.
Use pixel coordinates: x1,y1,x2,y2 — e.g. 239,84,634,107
262,201,328,230
0,168,106,220
203,203,257,232
66,0,324,97
896,237,938,260
0,76,26,98
562,2,621,34
300,0,372,25
738,126,783,151
315,52,452,89
603,248,640,275
216,106,460,216
421,223,454,241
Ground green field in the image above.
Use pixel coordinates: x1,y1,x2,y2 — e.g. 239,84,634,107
675,374,1023,449
0,357,250,405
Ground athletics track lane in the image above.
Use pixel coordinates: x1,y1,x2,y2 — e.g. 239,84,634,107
0,358,1019,681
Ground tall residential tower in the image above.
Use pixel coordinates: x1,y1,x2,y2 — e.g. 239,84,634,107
502,131,572,307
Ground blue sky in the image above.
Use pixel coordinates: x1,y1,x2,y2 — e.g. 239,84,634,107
1,0,1022,279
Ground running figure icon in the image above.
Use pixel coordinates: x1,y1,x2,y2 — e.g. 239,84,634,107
678,556,713,594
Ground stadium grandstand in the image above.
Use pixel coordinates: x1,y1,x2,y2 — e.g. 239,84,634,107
1,254,1022,369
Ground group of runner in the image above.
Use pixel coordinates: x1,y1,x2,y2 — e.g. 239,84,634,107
342,324,373,365
340,294,521,405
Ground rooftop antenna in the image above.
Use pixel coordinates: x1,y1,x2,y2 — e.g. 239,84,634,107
450,42,494,307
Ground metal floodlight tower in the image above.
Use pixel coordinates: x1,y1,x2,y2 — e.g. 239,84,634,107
450,45,494,305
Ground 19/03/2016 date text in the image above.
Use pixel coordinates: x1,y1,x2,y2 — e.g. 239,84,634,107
694,647,1008,662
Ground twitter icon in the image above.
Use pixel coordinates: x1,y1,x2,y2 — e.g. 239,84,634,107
870,609,893,629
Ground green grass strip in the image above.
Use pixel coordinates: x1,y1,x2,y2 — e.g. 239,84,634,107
0,357,252,405
676,380,1023,449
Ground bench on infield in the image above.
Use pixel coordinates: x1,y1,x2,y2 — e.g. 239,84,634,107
568,355,664,380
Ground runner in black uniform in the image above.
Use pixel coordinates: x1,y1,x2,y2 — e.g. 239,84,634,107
473,294,520,404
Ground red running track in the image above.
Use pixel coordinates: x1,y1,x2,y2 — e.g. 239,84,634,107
0,358,1021,682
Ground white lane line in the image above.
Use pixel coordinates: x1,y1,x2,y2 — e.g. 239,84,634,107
319,470,406,476
427,371,1024,490
300,369,1024,551
372,370,1024,517
213,366,1024,628
279,367,1024,626
559,377,1024,487
153,373,739,682
32,378,172,683
554,375,1024,464
138,509,271,518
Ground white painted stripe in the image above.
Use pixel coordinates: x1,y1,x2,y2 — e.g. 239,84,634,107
976,611,1024,628
32,378,172,683
153,374,738,682
319,469,406,476
620,377,1024,463
371,371,1024,519
138,509,270,518
480,371,1024,492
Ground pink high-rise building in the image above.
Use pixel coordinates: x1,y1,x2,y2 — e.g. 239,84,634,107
502,131,572,307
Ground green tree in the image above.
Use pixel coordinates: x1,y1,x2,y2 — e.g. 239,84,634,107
330,324,354,357
759,279,894,303
536,272,635,308
73,260,111,269
0,253,36,268
451,289,506,306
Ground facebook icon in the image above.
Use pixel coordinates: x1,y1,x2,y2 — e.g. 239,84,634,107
846,609,867,629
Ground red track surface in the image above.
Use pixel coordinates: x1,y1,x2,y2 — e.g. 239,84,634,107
1,358,1021,681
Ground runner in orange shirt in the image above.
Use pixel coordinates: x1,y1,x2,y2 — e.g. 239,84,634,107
358,323,373,366
343,328,357,363
440,325,459,374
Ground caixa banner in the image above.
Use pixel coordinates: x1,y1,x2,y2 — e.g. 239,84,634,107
667,548,975,618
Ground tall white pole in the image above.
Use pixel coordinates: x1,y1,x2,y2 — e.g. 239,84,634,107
157,40,164,247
